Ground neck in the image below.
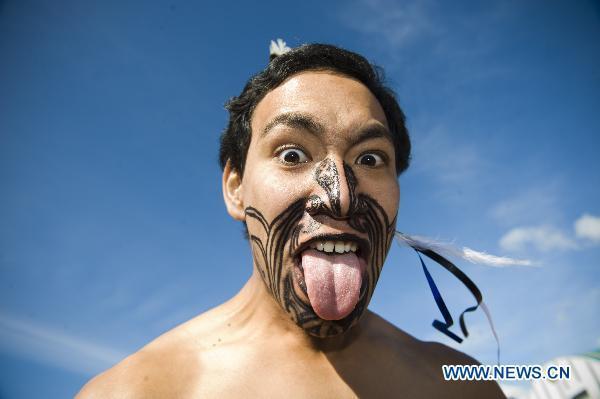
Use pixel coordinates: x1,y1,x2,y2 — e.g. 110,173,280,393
221,267,362,353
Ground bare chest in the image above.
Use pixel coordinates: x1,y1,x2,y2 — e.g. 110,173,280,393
181,344,452,399
191,346,358,399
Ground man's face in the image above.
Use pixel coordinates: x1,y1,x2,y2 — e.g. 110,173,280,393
234,71,399,338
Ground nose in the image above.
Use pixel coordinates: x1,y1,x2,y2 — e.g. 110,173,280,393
312,157,356,218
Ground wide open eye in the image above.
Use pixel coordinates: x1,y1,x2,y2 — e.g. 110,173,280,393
356,152,385,167
278,148,309,165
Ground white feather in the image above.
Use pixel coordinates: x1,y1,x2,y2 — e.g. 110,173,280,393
269,38,291,57
395,232,534,267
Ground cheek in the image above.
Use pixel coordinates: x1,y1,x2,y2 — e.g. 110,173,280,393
390,182,400,215
243,168,310,217
372,179,400,220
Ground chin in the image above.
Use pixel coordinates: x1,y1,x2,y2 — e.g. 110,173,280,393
282,265,373,338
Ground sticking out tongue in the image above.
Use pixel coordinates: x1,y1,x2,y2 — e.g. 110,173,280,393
301,248,364,320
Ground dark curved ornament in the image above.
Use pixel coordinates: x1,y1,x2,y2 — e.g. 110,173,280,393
401,239,500,364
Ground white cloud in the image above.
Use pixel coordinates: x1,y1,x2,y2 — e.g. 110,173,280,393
0,312,127,376
574,213,600,242
499,225,577,252
498,213,600,253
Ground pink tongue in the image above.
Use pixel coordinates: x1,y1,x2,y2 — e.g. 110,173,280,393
301,248,363,320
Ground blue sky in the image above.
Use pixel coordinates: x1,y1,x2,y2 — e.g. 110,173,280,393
1,0,599,397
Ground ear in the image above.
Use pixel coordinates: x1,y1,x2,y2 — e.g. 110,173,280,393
222,160,245,221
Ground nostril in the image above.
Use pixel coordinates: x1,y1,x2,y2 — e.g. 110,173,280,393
306,195,325,215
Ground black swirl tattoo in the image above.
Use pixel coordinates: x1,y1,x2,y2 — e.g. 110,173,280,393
314,158,342,217
245,200,304,303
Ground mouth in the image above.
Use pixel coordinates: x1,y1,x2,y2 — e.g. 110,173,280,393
291,233,370,320
292,233,370,263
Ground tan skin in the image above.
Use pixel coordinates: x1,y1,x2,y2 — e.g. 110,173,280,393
77,71,505,398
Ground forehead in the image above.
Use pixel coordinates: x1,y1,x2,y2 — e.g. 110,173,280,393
251,71,389,137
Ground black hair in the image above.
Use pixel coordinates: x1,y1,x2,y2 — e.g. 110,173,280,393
219,43,411,176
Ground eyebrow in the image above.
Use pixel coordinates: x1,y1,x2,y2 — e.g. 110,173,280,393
347,124,394,148
260,111,394,147
261,112,325,138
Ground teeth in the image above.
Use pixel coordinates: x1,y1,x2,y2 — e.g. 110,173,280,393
309,240,359,254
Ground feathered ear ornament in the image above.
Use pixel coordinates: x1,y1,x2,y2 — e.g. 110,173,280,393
395,231,533,365
269,38,292,60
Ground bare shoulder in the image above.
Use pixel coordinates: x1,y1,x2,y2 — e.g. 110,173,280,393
76,317,206,399
76,349,156,399
360,311,505,398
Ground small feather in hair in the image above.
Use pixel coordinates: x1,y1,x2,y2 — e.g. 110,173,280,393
269,38,292,60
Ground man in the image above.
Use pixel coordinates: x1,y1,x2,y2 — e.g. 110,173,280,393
77,43,504,398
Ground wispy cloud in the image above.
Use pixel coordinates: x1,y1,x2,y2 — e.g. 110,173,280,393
490,182,562,227
408,125,488,203
338,0,436,50
575,213,600,242
553,287,600,325
413,125,484,184
499,225,577,252
0,312,127,376
499,213,600,253
338,0,513,79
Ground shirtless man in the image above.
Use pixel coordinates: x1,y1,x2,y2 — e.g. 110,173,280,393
77,44,505,398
